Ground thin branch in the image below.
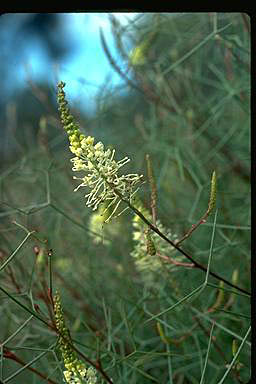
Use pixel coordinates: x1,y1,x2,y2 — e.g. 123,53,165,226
99,28,143,94
3,348,57,384
157,252,195,268
176,171,217,246
146,154,157,225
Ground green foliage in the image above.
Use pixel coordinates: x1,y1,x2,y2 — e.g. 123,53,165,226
0,13,250,384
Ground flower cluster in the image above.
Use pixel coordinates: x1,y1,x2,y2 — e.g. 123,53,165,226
54,292,97,384
130,197,184,286
57,82,143,222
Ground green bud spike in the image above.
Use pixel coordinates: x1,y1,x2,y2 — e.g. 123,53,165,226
208,171,217,214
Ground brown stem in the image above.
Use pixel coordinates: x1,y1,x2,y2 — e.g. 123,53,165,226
157,252,195,268
176,215,209,247
3,348,58,384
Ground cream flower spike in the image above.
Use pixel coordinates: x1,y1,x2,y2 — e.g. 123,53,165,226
54,291,98,383
57,82,143,222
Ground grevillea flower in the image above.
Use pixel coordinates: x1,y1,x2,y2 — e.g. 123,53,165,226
57,82,143,222
54,292,97,383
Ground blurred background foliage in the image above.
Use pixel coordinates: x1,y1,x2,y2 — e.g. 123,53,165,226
0,13,251,383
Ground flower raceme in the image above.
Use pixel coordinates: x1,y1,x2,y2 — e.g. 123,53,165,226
57,81,143,222
54,292,97,383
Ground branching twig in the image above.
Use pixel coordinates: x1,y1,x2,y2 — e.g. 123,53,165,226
176,171,217,246
157,252,195,268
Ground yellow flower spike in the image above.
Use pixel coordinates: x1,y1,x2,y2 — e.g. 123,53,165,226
54,291,98,383
57,81,143,222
